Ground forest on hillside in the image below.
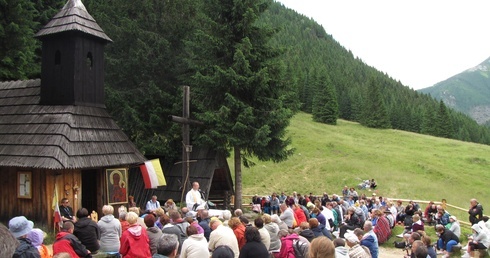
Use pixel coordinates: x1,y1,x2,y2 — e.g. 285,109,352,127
2,0,490,162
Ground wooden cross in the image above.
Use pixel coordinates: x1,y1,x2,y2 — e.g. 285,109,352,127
169,86,203,206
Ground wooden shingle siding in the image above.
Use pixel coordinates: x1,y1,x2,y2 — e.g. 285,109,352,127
0,80,145,169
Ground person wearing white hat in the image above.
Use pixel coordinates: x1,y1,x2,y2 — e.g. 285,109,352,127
344,232,370,258
8,216,40,257
448,215,461,238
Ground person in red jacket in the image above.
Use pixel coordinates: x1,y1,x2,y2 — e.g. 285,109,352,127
293,204,307,226
228,217,246,249
119,211,151,257
53,221,91,258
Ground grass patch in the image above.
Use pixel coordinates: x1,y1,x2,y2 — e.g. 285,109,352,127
229,112,489,250
232,112,490,212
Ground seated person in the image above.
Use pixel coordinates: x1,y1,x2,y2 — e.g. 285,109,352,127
436,224,459,257
423,201,437,225
370,179,377,190
434,205,451,227
403,214,424,242
73,208,100,253
447,216,461,238
339,207,362,238
146,195,161,213
59,198,75,222
422,234,437,258
164,199,177,211
404,201,417,226
53,221,91,257
372,209,391,244
463,223,489,258
395,200,406,224
185,182,206,211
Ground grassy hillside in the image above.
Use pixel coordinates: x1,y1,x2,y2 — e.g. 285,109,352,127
232,112,490,212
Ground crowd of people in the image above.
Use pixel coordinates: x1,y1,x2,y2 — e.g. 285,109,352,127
1,182,488,258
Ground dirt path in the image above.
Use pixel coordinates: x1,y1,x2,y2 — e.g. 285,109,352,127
379,246,407,258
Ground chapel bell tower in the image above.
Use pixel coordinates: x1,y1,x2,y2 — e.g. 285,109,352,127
34,0,112,107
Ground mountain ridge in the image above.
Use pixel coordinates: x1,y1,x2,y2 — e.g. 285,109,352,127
419,57,490,125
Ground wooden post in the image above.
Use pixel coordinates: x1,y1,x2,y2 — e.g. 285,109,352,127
169,86,203,206
182,86,190,205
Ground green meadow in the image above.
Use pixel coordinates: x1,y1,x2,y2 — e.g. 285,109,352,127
231,112,490,218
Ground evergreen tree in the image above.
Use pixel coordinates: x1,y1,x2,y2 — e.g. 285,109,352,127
435,100,453,138
420,103,438,136
84,0,200,157
337,89,352,120
312,71,338,125
299,71,314,113
187,0,294,209
362,77,391,128
0,0,38,80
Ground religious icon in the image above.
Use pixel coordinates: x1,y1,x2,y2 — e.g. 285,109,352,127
106,168,128,204
18,171,32,199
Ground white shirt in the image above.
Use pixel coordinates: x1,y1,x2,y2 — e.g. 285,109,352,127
209,225,240,258
180,234,210,258
321,207,334,230
146,200,160,212
186,189,205,210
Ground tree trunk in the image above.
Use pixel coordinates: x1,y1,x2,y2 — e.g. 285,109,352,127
234,146,242,210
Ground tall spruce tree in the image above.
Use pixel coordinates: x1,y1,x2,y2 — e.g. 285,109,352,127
0,0,38,80
362,77,391,128
187,0,293,209
421,103,438,136
312,71,338,125
436,100,453,138
84,0,200,157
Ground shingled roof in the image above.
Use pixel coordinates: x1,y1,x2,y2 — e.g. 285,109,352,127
0,79,146,169
34,0,112,42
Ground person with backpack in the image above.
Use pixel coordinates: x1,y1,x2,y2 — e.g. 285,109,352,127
277,230,309,258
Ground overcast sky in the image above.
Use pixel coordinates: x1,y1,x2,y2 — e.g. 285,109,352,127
276,0,490,90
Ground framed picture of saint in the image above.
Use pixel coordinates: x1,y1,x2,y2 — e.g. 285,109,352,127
17,171,32,199
106,168,128,205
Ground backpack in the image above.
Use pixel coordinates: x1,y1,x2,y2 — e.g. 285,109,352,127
293,238,309,258
279,235,297,258
394,241,406,249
